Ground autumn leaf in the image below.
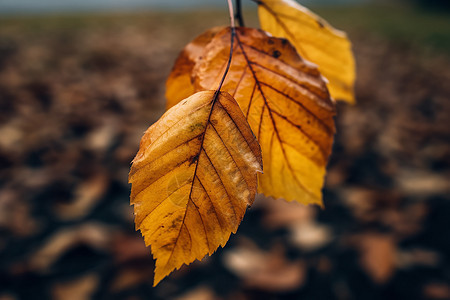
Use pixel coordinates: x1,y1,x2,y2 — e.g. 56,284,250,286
165,27,224,109
193,27,335,206
129,90,262,286
257,0,356,103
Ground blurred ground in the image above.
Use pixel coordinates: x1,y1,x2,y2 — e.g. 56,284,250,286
0,3,450,300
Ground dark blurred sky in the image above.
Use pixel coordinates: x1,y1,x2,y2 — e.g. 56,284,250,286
0,0,370,14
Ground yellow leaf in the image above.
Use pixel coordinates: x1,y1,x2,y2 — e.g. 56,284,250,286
193,27,335,206
129,90,262,286
165,27,224,110
257,0,356,103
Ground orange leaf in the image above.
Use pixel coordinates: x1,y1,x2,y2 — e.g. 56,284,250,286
129,90,262,285
258,0,356,103
165,27,224,110
193,27,335,206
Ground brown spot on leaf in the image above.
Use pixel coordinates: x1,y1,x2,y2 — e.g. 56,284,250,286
272,50,281,58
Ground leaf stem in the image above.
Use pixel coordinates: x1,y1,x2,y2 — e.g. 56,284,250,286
213,0,236,99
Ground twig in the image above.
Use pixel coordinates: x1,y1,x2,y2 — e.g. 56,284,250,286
235,0,245,27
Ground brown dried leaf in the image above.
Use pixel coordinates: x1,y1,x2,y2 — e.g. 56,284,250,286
224,241,306,292
165,27,225,109
351,233,396,284
52,274,99,300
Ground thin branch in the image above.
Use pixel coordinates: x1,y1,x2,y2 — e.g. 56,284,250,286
235,0,245,27
213,0,236,101
228,0,236,28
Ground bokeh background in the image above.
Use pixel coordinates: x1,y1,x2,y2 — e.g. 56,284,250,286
0,0,449,299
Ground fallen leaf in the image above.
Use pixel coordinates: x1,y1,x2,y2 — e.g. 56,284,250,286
85,117,118,153
396,170,450,196
129,90,262,285
28,223,112,272
109,268,153,293
165,27,224,110
174,286,217,300
224,241,306,291
259,197,315,229
54,173,109,221
52,273,99,300
111,233,150,263
0,189,39,237
258,0,356,103
193,27,335,206
397,248,440,269
289,221,333,251
423,283,450,299
350,233,396,284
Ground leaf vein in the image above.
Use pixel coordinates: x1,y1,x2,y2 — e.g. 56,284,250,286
190,196,211,252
